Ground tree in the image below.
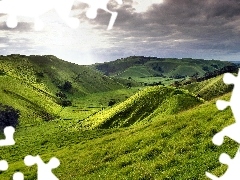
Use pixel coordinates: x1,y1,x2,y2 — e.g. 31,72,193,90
56,91,67,99
61,81,72,91
108,99,116,106
0,69,5,76
127,82,132,89
56,91,72,107
0,104,19,132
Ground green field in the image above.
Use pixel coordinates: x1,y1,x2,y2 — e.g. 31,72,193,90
0,55,238,179
92,56,236,86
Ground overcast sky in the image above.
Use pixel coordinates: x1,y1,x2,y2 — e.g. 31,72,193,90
0,0,240,65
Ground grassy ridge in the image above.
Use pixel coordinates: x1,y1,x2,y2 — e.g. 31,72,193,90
0,92,237,179
0,55,237,179
0,55,126,95
0,75,62,125
92,56,235,85
0,55,137,125
183,75,233,100
83,86,203,129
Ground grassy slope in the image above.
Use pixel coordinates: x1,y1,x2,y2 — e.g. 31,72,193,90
0,56,237,179
83,86,203,129
0,92,237,180
92,56,235,84
182,75,233,100
0,55,137,125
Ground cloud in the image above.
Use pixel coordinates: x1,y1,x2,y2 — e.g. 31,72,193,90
92,0,240,60
0,22,32,31
1,0,240,63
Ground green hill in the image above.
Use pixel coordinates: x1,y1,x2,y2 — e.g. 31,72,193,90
93,56,236,78
182,75,234,100
0,91,236,180
92,56,237,85
0,55,237,179
0,54,138,125
82,86,203,129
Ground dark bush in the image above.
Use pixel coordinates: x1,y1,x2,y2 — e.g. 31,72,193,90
0,104,19,132
108,99,116,106
56,91,67,99
56,91,72,107
35,72,44,78
61,100,72,107
61,81,72,91
0,69,5,76
127,82,132,88
202,66,209,71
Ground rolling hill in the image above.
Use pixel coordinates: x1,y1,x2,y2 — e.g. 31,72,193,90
92,56,237,85
0,54,138,125
182,74,234,100
0,86,236,180
0,54,238,179
82,86,203,129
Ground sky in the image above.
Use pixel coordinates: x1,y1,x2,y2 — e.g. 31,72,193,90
0,0,240,65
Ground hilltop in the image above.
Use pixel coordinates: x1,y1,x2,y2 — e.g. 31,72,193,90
92,56,237,85
0,84,236,179
0,54,238,179
83,86,203,129
0,54,138,125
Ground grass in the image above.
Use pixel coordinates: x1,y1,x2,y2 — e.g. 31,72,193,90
0,55,237,179
183,75,233,100
0,55,140,125
0,93,237,179
93,56,235,86
83,86,203,129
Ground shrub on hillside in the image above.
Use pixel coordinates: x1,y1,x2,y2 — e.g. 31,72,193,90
108,99,116,106
56,91,72,107
60,81,72,92
0,69,6,76
0,104,19,132
60,100,72,107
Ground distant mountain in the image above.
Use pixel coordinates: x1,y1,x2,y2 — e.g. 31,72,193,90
228,61,240,65
91,56,238,85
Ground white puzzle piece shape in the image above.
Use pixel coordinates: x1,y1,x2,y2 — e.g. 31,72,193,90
0,126,15,146
24,155,60,180
0,0,78,30
206,148,240,179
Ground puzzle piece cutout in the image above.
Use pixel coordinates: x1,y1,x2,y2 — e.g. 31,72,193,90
0,126,60,179
206,148,240,179
13,172,24,180
212,70,240,146
212,123,240,146
216,70,240,122
78,0,123,30
0,0,122,30
0,126,15,146
24,155,60,180
206,70,240,179
0,160,8,171
0,127,13,176
0,0,78,30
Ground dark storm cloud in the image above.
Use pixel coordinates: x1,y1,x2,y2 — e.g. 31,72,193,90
73,0,240,60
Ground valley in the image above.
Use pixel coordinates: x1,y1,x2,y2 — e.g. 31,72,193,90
0,54,238,179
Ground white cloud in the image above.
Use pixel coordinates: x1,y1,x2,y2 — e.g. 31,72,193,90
0,44,8,48
132,0,164,13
